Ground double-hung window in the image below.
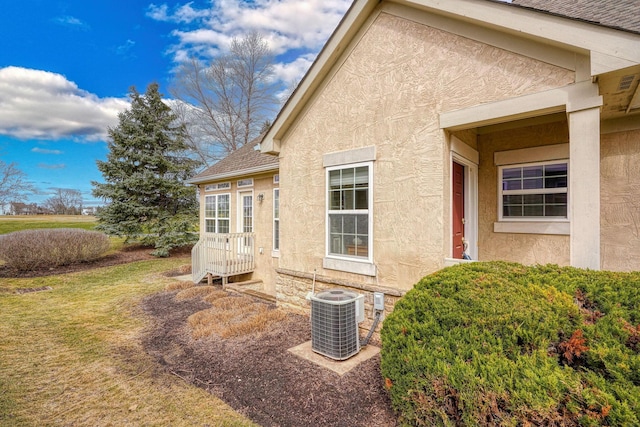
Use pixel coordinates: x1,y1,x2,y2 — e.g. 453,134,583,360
327,163,372,260
499,161,568,220
204,194,230,233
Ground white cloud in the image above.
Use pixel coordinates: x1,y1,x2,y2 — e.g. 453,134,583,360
38,163,67,170
53,15,90,30
148,0,351,85
31,147,64,155
0,67,129,141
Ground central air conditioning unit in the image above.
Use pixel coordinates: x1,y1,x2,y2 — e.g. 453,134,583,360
310,289,365,360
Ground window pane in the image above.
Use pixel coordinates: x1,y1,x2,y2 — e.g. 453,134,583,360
545,163,567,176
342,168,354,188
205,196,215,217
329,170,342,188
545,176,567,188
205,219,215,233
218,195,230,218
503,168,521,180
355,166,368,186
522,178,543,189
355,189,368,209
343,215,356,234
504,180,522,190
545,193,567,204
274,220,280,250
503,195,523,205
545,205,567,217
356,214,368,235
218,220,229,234
503,205,522,217
344,189,355,210
274,189,279,218
523,194,543,204
523,205,544,216
523,166,543,178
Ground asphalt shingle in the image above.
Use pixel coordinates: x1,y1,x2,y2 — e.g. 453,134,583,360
190,135,278,181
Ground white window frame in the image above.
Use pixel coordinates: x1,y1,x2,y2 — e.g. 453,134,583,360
325,161,374,266
493,144,570,235
273,188,280,255
273,174,280,184
204,193,230,233
237,178,253,188
204,182,230,192
498,160,569,222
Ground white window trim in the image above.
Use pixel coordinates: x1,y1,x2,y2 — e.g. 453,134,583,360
323,160,375,276
204,182,231,192
272,188,280,257
494,144,570,235
236,190,254,234
237,178,254,188
273,174,280,184
498,160,569,222
204,193,230,233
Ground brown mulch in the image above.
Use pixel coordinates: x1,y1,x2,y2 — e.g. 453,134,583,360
2,246,398,426
140,290,398,427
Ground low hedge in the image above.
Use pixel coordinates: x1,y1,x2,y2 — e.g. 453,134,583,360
0,228,111,271
380,262,640,426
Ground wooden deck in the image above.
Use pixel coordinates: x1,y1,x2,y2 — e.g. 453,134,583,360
192,232,255,284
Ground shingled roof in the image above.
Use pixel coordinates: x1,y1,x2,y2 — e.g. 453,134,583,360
188,135,278,184
504,0,640,35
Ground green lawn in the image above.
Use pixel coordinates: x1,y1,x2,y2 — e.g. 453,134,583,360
0,258,255,426
0,215,97,234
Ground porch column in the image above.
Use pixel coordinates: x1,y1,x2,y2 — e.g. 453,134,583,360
568,95,602,269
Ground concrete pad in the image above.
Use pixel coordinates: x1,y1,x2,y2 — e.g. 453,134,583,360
287,341,380,376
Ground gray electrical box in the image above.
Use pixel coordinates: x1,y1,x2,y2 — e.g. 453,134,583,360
373,292,385,311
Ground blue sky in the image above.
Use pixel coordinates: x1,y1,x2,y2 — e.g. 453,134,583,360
0,0,350,207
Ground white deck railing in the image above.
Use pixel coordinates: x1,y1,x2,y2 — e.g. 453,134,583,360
191,232,255,283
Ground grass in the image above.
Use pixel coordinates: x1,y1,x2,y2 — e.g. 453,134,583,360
0,215,97,234
0,259,256,426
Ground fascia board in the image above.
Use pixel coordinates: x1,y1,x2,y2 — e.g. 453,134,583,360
187,164,278,185
402,0,640,65
439,81,602,130
262,0,639,154
261,0,379,155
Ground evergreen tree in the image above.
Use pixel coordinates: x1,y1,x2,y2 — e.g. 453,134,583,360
92,83,201,257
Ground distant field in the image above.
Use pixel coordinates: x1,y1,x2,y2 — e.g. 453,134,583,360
0,215,97,234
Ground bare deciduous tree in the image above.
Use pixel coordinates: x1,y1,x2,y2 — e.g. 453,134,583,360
0,160,33,213
170,31,277,167
45,188,83,215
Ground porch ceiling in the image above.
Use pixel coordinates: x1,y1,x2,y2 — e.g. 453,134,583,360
598,65,640,119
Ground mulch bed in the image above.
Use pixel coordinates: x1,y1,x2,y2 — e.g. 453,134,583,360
140,290,398,427
1,245,398,426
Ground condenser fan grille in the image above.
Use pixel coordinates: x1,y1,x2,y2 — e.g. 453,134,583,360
310,289,362,360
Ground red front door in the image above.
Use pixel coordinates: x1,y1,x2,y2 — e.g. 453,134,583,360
452,161,465,259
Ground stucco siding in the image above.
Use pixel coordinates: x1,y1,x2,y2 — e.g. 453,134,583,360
601,129,640,271
478,121,571,265
278,11,574,294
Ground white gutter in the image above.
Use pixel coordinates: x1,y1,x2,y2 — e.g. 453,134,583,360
186,163,279,185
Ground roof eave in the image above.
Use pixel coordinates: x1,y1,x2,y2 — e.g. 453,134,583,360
187,163,279,185
261,0,640,156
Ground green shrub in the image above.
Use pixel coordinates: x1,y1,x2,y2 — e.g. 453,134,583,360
380,261,640,426
0,228,111,271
